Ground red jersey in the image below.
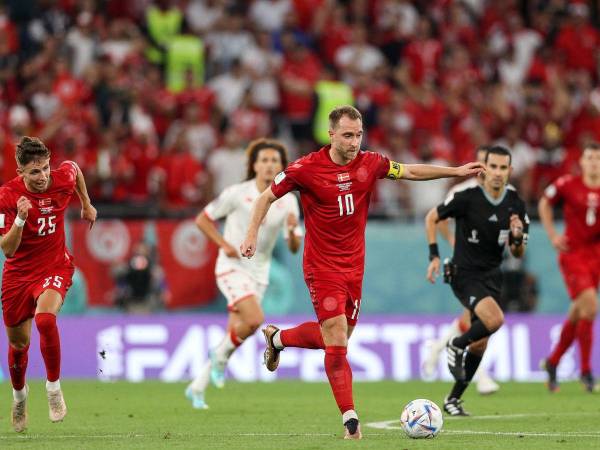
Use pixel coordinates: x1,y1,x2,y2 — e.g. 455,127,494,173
544,175,600,251
0,161,77,281
271,146,390,273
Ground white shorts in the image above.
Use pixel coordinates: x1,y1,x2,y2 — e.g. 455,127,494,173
216,269,268,312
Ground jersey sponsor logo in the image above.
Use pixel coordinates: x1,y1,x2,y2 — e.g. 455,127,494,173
274,172,286,185
0,214,4,228
469,296,477,305
337,181,352,192
488,214,498,222
467,229,479,244
337,172,350,182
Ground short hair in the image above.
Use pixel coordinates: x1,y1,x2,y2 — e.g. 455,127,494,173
329,105,362,130
16,136,51,167
485,145,512,165
583,142,600,151
245,138,289,180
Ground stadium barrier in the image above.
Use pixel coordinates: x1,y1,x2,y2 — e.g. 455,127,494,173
0,314,596,382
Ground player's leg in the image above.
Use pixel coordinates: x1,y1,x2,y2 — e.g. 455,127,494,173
321,313,360,439
6,319,32,432
448,296,503,381
423,309,469,377
35,289,67,422
572,287,597,391
213,296,264,386
445,337,489,416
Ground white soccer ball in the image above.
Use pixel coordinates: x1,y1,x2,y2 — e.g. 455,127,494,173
400,398,443,439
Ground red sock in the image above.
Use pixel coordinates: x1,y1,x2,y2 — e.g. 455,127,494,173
35,313,61,382
8,344,29,391
230,329,243,347
576,319,594,374
281,322,325,349
324,346,354,414
548,319,577,367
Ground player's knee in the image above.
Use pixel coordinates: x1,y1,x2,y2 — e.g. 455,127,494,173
9,338,30,350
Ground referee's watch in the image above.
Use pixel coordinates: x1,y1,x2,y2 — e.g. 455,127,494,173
428,243,440,261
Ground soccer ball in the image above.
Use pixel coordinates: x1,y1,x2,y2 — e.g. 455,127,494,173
400,398,443,439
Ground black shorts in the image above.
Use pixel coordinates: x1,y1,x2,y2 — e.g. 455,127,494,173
450,267,502,312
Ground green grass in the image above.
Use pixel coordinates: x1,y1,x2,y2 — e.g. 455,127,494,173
0,380,598,449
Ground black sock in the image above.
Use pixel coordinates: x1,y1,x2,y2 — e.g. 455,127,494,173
448,352,483,399
452,320,491,349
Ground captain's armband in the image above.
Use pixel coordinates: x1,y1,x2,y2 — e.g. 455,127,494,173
386,161,404,180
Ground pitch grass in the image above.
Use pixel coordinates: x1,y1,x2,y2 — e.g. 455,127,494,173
0,380,598,449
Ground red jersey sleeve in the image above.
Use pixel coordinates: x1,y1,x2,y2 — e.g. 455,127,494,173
270,162,303,198
0,188,17,235
56,161,78,189
543,174,571,206
373,152,391,179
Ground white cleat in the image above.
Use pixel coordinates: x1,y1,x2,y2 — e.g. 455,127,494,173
185,386,209,410
476,374,500,395
47,389,67,422
11,385,28,433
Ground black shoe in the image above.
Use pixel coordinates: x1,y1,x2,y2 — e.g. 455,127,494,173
446,339,466,381
540,359,558,392
343,418,362,439
581,372,595,393
443,397,470,416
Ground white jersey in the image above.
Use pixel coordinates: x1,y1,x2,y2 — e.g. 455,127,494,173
204,179,302,284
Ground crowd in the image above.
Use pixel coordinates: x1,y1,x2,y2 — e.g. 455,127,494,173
1,0,599,217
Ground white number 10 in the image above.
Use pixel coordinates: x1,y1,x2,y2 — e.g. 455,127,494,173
338,194,355,216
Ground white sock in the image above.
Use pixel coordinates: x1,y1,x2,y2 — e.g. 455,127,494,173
342,409,358,424
13,386,28,402
438,319,461,349
46,380,61,392
190,360,211,393
273,330,284,350
213,333,239,362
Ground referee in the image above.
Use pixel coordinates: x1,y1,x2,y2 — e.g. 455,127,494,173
424,145,529,416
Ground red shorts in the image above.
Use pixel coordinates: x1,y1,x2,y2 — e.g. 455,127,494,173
2,265,74,327
559,248,600,300
305,270,363,326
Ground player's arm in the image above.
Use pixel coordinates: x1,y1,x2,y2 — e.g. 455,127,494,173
436,219,455,247
391,161,484,181
538,196,567,251
285,213,301,254
70,161,97,229
241,187,279,258
424,206,441,283
195,211,239,258
508,214,526,258
0,196,32,258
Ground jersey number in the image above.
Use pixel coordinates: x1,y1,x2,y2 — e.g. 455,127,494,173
337,194,355,216
42,275,63,289
37,215,56,236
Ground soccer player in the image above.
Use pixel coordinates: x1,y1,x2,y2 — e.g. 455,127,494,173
539,142,600,392
186,138,302,409
240,105,484,439
422,146,500,395
425,145,528,416
0,136,97,432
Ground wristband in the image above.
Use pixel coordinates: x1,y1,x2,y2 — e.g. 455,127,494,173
14,216,25,228
429,243,440,261
509,232,523,246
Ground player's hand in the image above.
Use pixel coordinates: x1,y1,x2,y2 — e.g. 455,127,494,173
426,257,440,284
455,162,486,177
81,204,97,229
16,196,33,220
222,242,240,259
240,237,257,259
286,213,298,233
509,214,523,238
551,234,568,252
